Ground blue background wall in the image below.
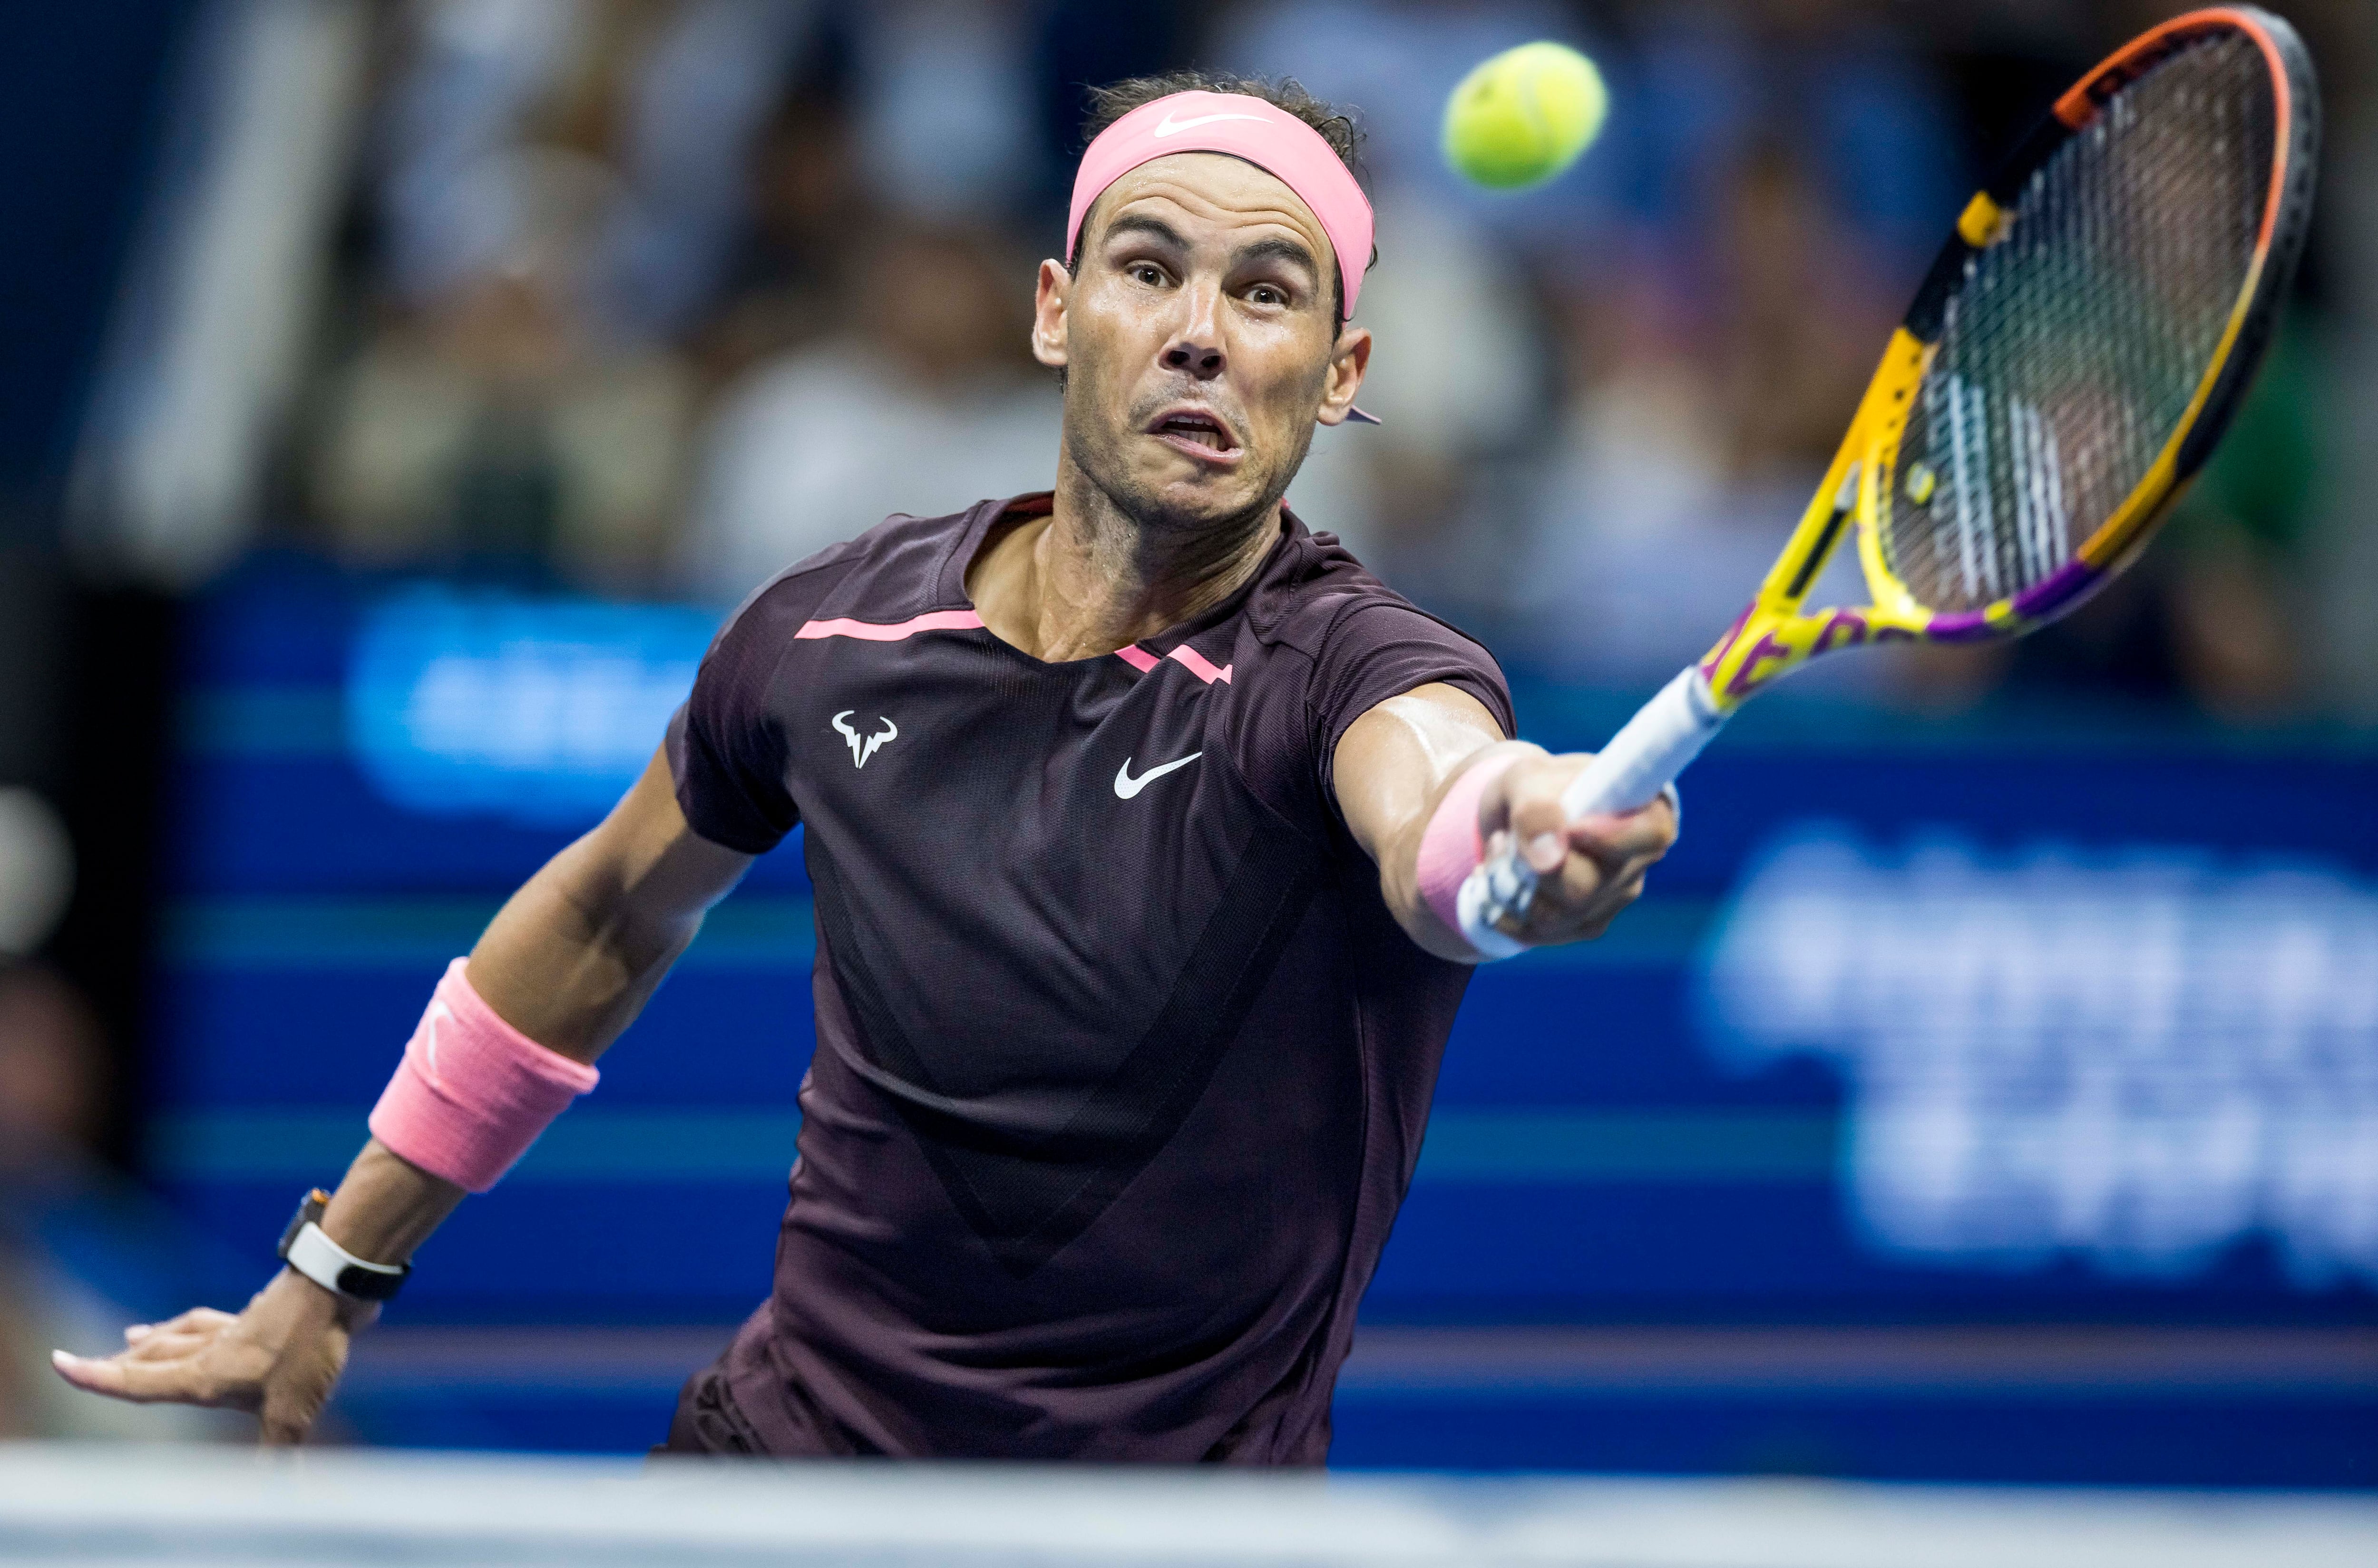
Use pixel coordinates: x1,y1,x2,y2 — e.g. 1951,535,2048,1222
133,557,2378,1481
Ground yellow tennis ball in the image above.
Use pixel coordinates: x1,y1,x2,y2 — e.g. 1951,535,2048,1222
1442,42,1607,191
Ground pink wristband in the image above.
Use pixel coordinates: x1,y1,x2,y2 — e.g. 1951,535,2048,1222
368,959,599,1193
1417,752,1520,947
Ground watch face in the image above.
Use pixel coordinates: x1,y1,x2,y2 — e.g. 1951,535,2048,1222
277,1193,328,1260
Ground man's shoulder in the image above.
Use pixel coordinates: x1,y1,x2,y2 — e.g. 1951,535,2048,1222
721,498,1012,635
1247,521,1494,668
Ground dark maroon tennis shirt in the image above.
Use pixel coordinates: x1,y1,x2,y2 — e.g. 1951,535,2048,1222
662,493,1510,1463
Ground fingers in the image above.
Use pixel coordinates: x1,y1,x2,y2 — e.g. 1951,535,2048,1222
258,1330,351,1448
173,1306,241,1331
1472,750,1676,949
55,1303,270,1411
1523,853,1640,942
1493,755,1577,875
1495,760,1676,874
58,1283,348,1450
50,1347,240,1408
126,1307,235,1344
125,1326,221,1363
259,1394,317,1446
1569,793,1680,869
1491,774,1672,945
124,1306,236,1345
259,1382,330,1448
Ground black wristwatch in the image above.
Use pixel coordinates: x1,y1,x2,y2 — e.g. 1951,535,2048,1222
277,1188,410,1303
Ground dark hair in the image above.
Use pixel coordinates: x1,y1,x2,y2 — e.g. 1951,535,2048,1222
1069,69,1373,320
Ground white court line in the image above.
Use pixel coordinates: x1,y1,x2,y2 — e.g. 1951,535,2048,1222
1,1443,2374,1568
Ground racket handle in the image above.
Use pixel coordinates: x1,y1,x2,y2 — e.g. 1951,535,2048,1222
1455,665,1725,959
1559,664,1725,818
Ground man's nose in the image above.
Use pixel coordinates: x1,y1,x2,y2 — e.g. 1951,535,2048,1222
1161,336,1225,377
1160,288,1225,379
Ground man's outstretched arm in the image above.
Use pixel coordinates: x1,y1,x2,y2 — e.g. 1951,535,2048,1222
1334,683,1678,963
51,746,752,1442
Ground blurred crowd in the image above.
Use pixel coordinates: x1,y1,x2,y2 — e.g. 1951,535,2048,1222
275,0,2377,719
0,788,229,1440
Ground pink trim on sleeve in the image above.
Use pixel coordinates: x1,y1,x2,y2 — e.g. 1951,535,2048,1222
1114,644,1162,673
368,959,599,1194
1416,752,1519,945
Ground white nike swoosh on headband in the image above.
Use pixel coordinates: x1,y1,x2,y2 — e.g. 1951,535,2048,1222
1150,109,1270,137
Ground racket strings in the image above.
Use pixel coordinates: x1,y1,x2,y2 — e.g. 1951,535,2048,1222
1881,32,2275,615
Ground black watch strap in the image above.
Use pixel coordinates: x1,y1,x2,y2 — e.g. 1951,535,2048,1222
277,1188,410,1303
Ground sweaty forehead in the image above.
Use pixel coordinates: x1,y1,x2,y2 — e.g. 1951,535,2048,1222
1087,152,1336,273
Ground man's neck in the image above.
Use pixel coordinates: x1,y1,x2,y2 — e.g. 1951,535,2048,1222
970,454,1281,663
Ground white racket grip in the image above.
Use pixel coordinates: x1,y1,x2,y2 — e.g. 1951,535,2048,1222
1559,664,1725,818
1454,666,1725,960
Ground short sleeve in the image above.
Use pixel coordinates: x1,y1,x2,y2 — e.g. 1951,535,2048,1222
1307,600,1515,813
666,599,799,854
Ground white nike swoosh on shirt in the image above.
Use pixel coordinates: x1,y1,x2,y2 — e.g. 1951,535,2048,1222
1114,752,1203,799
1151,109,1269,138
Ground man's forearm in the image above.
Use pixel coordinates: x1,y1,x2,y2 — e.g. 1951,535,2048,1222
316,1138,467,1266
321,752,746,1265
302,867,698,1272
49,751,754,1440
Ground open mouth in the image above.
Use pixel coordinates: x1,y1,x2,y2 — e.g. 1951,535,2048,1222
1150,408,1240,460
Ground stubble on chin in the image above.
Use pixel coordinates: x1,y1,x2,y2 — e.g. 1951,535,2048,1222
1061,393,1314,548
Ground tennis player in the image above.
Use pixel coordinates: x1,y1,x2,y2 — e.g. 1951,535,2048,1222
57,73,1676,1461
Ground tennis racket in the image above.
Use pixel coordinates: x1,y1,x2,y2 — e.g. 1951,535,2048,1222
1462,4,2322,956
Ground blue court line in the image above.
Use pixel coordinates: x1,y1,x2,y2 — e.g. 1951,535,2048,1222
162,897,819,970
145,1109,1835,1186
1418,1111,1833,1179
158,895,1710,971
331,1323,2378,1403
148,1110,804,1183
179,682,2378,760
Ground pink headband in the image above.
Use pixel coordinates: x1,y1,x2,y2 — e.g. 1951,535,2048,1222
1067,90,1374,321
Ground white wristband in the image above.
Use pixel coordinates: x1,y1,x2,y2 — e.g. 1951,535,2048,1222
283,1218,408,1303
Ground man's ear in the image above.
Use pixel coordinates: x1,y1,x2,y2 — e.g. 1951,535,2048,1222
1032,259,1071,370
1314,324,1373,428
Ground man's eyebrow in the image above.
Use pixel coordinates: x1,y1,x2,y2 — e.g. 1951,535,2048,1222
1233,235,1320,279
1098,213,1188,252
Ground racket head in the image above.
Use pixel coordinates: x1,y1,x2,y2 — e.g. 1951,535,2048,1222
1696,5,2320,709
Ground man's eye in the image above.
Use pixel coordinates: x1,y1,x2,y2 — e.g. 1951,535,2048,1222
1248,284,1285,306
1131,264,1165,286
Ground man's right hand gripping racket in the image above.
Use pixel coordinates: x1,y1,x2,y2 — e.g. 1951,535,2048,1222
1462,5,2322,957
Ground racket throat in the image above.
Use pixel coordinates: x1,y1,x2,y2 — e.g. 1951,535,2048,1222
1783,462,1863,602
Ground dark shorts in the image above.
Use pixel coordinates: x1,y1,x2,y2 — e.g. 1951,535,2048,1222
656,1359,773,1456
654,1299,1334,1463
654,1312,878,1459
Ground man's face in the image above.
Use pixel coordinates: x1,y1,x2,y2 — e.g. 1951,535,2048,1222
1033,152,1371,535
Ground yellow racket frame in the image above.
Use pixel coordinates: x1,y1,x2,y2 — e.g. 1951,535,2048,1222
1689,5,2316,716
